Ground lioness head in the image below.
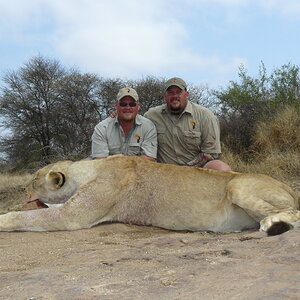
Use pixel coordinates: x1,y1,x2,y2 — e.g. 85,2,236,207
26,161,78,205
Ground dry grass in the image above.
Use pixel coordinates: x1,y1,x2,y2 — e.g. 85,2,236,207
222,149,300,189
0,173,32,213
254,106,300,153
222,105,300,191
0,172,32,188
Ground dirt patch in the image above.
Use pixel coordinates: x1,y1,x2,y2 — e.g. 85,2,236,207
1,224,300,299
0,179,299,299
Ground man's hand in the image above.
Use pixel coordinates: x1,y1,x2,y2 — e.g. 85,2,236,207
186,153,215,168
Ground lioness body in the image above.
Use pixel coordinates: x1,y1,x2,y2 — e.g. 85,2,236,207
0,155,299,234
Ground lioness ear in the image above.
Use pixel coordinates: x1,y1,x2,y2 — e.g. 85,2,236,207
46,171,66,190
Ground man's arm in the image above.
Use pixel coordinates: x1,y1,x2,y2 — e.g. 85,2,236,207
91,124,109,159
200,112,221,154
140,121,157,161
186,152,218,167
186,109,221,167
140,155,156,161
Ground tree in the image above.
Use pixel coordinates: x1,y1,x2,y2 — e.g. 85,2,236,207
95,78,124,120
0,57,103,167
214,62,300,156
53,70,101,159
270,63,300,108
188,83,217,112
0,56,65,167
131,76,165,114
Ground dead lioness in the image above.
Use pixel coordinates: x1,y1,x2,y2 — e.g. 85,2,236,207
0,155,299,235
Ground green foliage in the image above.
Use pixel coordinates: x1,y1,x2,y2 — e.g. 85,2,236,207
269,63,300,107
215,62,300,157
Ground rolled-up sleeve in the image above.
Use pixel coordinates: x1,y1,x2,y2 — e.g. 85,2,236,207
141,122,157,158
91,123,109,158
200,113,221,154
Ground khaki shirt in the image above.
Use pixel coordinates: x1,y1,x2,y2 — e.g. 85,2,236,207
92,115,157,158
144,101,221,165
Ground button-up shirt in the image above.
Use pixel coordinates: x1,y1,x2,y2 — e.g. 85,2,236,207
92,115,157,158
144,101,221,165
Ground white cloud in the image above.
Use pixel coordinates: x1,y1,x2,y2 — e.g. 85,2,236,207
0,0,256,84
33,0,243,80
49,0,185,76
186,0,300,11
260,0,300,16
0,1,47,35
185,0,300,20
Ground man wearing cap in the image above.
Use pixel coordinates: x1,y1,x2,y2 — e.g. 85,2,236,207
144,77,231,171
92,87,157,160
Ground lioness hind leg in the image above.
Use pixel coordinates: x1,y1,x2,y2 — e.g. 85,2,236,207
260,210,300,235
228,181,299,235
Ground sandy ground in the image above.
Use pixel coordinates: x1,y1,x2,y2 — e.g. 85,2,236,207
0,185,300,299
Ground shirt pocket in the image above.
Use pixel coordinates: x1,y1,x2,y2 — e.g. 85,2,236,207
157,127,166,145
127,142,141,155
183,131,201,147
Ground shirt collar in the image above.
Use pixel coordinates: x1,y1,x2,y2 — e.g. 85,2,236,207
184,101,193,114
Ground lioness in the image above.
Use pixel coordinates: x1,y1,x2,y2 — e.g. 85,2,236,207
0,155,299,235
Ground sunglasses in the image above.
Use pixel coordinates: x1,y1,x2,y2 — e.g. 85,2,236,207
118,102,137,107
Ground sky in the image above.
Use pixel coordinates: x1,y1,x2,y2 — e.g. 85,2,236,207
0,0,300,89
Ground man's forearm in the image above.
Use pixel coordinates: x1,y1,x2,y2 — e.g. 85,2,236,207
186,153,218,167
140,155,156,161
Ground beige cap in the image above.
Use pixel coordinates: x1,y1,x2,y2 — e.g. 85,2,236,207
164,77,187,92
116,87,139,102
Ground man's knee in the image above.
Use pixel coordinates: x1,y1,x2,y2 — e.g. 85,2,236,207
204,160,231,172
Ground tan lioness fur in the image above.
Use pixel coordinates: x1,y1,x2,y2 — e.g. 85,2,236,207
0,155,299,235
